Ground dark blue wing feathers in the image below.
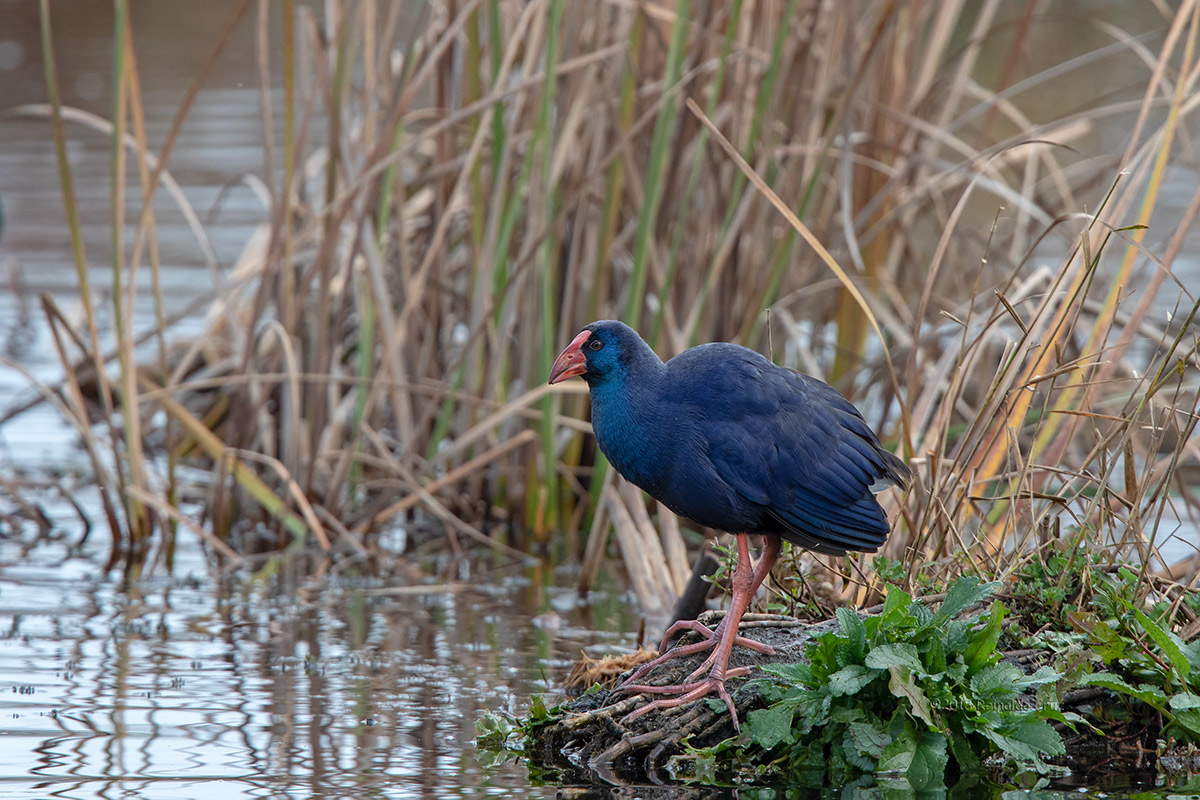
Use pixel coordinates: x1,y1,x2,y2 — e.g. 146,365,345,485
667,345,906,555
577,323,907,557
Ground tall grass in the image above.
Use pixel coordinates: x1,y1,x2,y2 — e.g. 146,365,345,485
6,1,1198,600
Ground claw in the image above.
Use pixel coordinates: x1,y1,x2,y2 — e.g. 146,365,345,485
615,534,784,733
656,618,716,649
622,676,744,732
619,615,775,688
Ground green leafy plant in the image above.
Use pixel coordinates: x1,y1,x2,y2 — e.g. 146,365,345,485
694,577,1070,789
1076,567,1200,744
474,709,523,768
475,697,558,764
871,556,907,588
1003,533,1157,638
1008,543,1091,630
475,709,522,749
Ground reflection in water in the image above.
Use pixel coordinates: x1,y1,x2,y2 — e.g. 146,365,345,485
0,3,639,795
0,531,635,798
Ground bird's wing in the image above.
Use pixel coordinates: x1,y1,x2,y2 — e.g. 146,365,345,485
694,358,898,552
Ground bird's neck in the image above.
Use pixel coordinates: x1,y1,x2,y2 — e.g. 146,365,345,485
588,357,669,492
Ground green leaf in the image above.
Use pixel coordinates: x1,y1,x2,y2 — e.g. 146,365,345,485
791,738,827,777
877,725,916,774
1083,673,1169,709
1182,640,1200,675
880,587,913,629
923,636,947,675
944,619,969,653
907,730,949,790
888,665,936,727
761,661,812,684
784,689,832,733
944,661,968,683
1039,707,1100,734
847,720,890,760
1172,708,1200,737
827,664,879,696
933,576,996,623
1070,612,1130,661
806,634,841,679
1135,609,1191,679
922,681,960,715
836,606,867,663
742,677,792,705
689,750,718,784
875,716,947,789
474,710,515,746
1014,664,1063,690
744,704,795,750
947,724,981,773
865,643,923,673
1170,691,1200,710
910,601,934,629
964,601,1004,675
980,719,1064,770
1166,692,1200,737
970,663,1061,708
969,662,1022,702
829,705,867,725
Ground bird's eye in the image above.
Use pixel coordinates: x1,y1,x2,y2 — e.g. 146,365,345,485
589,338,604,351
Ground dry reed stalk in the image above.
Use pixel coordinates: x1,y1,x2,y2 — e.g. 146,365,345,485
3,1,1195,603
618,478,681,598
605,485,673,617
657,501,691,592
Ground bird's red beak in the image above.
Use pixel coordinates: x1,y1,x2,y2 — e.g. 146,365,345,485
548,330,592,384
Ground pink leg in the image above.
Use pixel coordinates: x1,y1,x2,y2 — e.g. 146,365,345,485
619,618,772,688
620,534,782,732
746,533,781,598
620,537,779,686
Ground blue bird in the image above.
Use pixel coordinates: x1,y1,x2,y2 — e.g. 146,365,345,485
549,320,909,730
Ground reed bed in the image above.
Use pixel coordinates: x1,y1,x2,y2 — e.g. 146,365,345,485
3,0,1197,606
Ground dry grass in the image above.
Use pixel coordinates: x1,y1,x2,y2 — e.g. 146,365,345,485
1,0,1197,605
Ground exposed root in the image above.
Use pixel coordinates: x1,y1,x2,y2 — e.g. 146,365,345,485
530,613,824,784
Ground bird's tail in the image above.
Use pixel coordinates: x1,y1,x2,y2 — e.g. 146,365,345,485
870,449,912,494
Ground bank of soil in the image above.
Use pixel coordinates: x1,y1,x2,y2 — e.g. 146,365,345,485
530,610,1147,785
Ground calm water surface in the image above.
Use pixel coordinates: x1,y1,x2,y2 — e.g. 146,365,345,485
0,516,638,799
1,3,1198,798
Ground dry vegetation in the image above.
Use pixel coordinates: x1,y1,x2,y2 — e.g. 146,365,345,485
1,0,1197,609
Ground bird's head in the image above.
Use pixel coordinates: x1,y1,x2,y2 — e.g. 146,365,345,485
547,320,644,386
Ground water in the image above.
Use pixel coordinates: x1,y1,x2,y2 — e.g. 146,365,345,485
1,2,1199,796
0,6,644,793
0,510,637,799
2,533,1197,799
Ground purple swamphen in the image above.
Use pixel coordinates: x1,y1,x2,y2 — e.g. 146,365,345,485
548,320,910,730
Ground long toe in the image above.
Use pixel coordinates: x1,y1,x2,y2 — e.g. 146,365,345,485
618,636,720,687
730,634,775,655
620,676,742,732
656,619,717,650
621,629,775,688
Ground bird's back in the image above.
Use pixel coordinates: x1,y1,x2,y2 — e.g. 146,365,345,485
651,343,908,555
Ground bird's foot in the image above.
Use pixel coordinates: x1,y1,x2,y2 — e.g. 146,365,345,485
660,618,777,654
617,535,780,733
620,630,758,732
618,618,774,687
620,667,753,732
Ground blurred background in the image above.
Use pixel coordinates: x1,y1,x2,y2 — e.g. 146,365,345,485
0,0,1197,795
